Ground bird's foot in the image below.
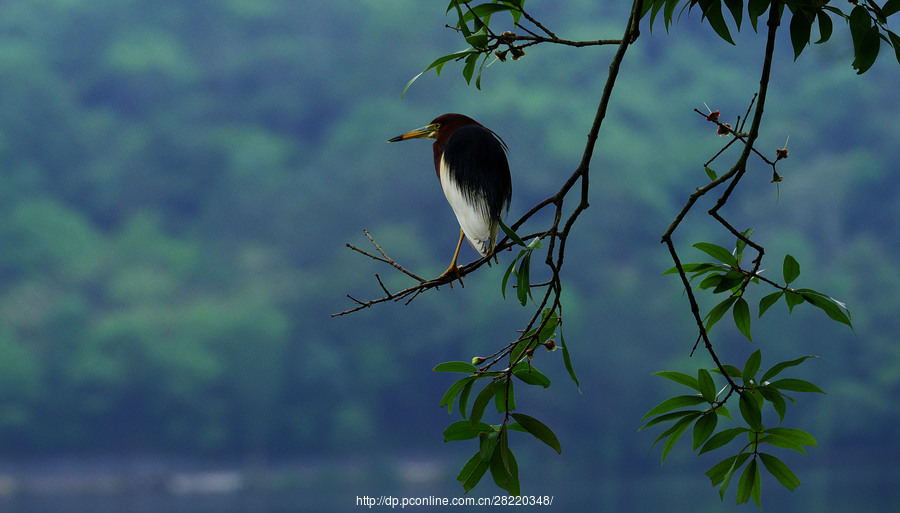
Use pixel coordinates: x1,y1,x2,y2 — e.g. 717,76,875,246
439,265,464,288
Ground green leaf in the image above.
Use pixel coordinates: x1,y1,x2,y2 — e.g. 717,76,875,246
443,420,495,442
734,227,754,265
698,0,736,44
707,452,751,488
511,362,551,388
758,291,783,318
461,3,519,25
697,273,724,291
712,364,743,379
506,422,527,434
459,377,476,419
499,220,526,247
642,395,708,420
852,17,881,74
663,0,680,30
465,27,489,51
449,1,471,36
870,0,888,23
760,433,807,454
797,289,853,329
537,308,559,343
815,10,833,44
858,26,883,71
693,242,738,267
470,381,496,423
705,296,738,332
739,393,762,430
760,355,817,383
457,451,489,492
765,427,818,448
699,427,749,454
849,6,871,48
434,361,478,373
660,414,698,463
733,297,753,342
743,349,762,384
785,290,804,313
401,50,476,99
646,0,664,28
501,250,525,300
462,51,479,84
768,378,825,394
509,334,536,364
887,29,900,66
478,430,499,462
757,385,787,424
440,376,477,414
653,371,701,392
759,452,801,491
558,329,580,390
736,458,761,506
790,10,812,59
718,451,752,499
516,250,532,306
885,0,900,17
692,412,719,450
640,410,705,431
473,53,488,90
715,405,733,420
705,166,718,180
782,254,801,284
714,270,745,293
748,0,769,31
723,0,743,30
698,368,717,403
662,262,722,276
494,379,515,413
489,439,520,496
510,413,562,454
759,434,806,456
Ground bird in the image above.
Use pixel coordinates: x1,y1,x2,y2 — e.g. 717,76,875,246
389,113,512,283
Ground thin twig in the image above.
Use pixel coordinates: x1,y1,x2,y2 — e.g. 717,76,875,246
660,0,783,394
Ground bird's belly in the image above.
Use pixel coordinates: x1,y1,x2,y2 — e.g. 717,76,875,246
439,160,495,256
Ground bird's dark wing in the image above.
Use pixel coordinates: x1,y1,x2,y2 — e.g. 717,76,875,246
439,125,512,255
442,125,512,220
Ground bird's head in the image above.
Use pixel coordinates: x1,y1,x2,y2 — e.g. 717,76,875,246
387,122,440,142
388,113,479,143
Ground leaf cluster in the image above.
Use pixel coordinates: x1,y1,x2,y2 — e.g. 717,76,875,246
435,360,561,495
641,350,822,506
642,0,900,73
664,239,853,341
402,1,527,97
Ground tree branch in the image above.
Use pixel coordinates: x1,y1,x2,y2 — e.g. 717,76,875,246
659,0,783,391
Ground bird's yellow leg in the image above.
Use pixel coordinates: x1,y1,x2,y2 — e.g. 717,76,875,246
440,229,465,287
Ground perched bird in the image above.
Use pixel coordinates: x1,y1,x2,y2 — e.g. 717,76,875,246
389,113,512,282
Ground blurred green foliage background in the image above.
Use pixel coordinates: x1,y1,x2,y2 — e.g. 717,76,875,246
0,0,898,510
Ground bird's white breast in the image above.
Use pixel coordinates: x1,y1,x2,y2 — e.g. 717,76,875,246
439,154,495,256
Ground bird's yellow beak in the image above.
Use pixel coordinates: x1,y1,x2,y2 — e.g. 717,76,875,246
388,123,440,142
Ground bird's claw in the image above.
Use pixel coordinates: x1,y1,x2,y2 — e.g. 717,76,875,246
439,265,464,288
